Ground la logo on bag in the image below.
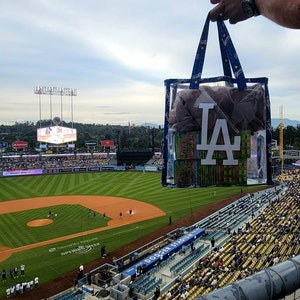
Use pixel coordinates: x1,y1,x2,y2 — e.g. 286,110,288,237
196,102,240,166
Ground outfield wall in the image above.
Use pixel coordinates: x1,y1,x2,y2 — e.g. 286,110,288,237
0,165,159,177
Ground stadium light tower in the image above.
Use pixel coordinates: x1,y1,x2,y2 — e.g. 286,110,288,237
279,105,284,176
34,86,77,128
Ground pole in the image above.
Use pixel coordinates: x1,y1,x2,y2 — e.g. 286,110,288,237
60,88,63,125
39,91,42,128
71,92,74,129
50,88,53,125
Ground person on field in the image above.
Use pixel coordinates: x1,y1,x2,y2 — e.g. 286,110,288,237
209,0,300,29
10,268,14,280
78,264,84,279
20,264,25,277
16,282,20,294
34,275,39,288
19,282,24,294
1,269,6,282
6,286,10,298
13,266,18,278
101,245,106,257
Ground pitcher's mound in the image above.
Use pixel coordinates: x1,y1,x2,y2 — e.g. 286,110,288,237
27,219,53,227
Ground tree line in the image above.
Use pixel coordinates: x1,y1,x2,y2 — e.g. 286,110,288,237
0,121,164,153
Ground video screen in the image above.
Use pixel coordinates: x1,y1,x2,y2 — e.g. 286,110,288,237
37,126,77,144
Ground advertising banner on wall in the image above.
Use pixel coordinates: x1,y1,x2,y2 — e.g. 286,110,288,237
12,141,28,149
101,140,114,147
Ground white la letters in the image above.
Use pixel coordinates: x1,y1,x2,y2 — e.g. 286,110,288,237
196,103,240,165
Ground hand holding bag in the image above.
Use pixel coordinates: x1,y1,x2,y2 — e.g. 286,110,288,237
162,15,272,187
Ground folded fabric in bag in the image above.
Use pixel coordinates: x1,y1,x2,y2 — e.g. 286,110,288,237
169,84,265,134
161,15,273,187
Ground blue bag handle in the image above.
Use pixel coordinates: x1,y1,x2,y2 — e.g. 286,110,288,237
190,15,247,90
218,22,232,79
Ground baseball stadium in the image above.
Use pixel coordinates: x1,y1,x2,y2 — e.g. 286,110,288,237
1,16,300,300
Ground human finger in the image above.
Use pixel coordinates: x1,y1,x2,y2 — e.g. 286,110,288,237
209,4,224,21
229,17,238,24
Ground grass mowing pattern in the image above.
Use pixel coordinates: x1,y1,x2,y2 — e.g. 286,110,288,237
0,172,264,297
0,205,108,248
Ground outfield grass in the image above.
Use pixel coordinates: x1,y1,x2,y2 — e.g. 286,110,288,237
0,172,264,297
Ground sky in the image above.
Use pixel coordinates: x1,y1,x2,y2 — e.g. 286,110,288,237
0,0,299,127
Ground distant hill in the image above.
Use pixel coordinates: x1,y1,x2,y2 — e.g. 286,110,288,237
272,118,300,128
140,119,300,129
